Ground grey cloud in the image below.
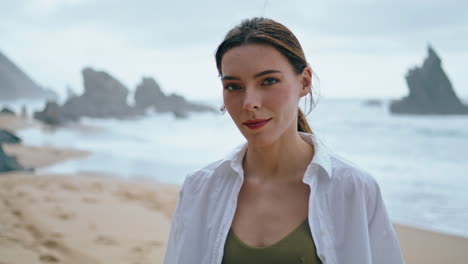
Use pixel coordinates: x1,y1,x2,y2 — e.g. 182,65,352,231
4,0,468,33
280,1,468,35
2,0,467,52
1,0,268,48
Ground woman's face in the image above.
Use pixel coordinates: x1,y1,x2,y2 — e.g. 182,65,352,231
221,44,311,147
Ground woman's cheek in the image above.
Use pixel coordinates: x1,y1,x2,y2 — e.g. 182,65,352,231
267,85,296,110
224,95,244,123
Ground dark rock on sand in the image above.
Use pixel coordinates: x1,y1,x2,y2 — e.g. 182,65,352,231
33,101,71,125
1,107,15,115
0,144,30,173
390,45,468,115
0,50,57,101
134,77,216,118
0,129,21,144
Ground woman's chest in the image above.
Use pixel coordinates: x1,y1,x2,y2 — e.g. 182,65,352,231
230,180,311,248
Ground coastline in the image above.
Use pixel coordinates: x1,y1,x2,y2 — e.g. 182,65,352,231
1,115,467,263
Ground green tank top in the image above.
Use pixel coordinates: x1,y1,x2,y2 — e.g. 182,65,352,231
222,218,322,264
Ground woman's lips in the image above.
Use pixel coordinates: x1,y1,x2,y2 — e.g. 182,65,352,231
242,118,272,130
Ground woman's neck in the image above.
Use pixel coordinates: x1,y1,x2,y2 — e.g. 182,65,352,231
242,129,314,183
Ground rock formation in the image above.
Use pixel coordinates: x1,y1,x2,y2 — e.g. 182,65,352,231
0,130,27,173
0,145,27,173
1,107,15,115
134,77,216,117
34,67,141,124
0,129,21,144
61,67,137,118
134,77,166,110
390,45,468,115
34,68,216,124
0,50,57,101
33,101,70,125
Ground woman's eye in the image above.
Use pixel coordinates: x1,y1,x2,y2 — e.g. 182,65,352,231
263,78,279,86
224,83,241,91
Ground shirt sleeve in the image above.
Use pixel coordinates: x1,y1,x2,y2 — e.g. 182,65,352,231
163,181,186,264
367,179,406,263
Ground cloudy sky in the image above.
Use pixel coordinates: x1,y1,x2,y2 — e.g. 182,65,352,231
1,0,467,101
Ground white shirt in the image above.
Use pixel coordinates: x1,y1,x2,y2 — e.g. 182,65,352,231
164,132,405,264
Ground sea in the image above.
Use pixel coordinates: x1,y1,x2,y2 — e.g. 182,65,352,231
2,98,468,238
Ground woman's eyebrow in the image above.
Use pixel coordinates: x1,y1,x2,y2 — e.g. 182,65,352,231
221,70,281,81
254,70,281,78
221,75,240,81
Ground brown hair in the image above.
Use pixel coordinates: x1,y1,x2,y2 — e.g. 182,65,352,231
215,17,314,133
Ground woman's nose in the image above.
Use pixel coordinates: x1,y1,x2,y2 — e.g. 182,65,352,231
243,87,261,111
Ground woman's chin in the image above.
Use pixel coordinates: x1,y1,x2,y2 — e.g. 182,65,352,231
243,133,278,149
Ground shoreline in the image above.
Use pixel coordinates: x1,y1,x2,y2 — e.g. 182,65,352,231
1,114,468,263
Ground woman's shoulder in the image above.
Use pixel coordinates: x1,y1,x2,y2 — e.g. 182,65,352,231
327,152,380,194
181,158,231,193
182,143,246,193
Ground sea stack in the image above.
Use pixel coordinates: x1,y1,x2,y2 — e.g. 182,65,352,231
134,77,216,117
34,67,139,124
390,45,468,115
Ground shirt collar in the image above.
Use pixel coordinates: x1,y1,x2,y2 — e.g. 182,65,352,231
221,132,332,179
299,132,333,179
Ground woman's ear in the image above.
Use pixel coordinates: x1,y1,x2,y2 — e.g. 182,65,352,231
299,66,312,97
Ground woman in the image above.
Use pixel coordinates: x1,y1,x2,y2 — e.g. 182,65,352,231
164,17,404,264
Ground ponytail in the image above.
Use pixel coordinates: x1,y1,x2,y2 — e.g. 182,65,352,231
297,108,312,133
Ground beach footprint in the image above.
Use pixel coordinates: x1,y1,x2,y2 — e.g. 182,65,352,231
94,235,117,246
60,182,79,192
129,240,164,263
42,239,60,250
39,253,60,263
52,206,76,221
38,238,65,263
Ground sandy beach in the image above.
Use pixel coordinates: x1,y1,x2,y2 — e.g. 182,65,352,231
1,114,467,264
0,172,179,264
